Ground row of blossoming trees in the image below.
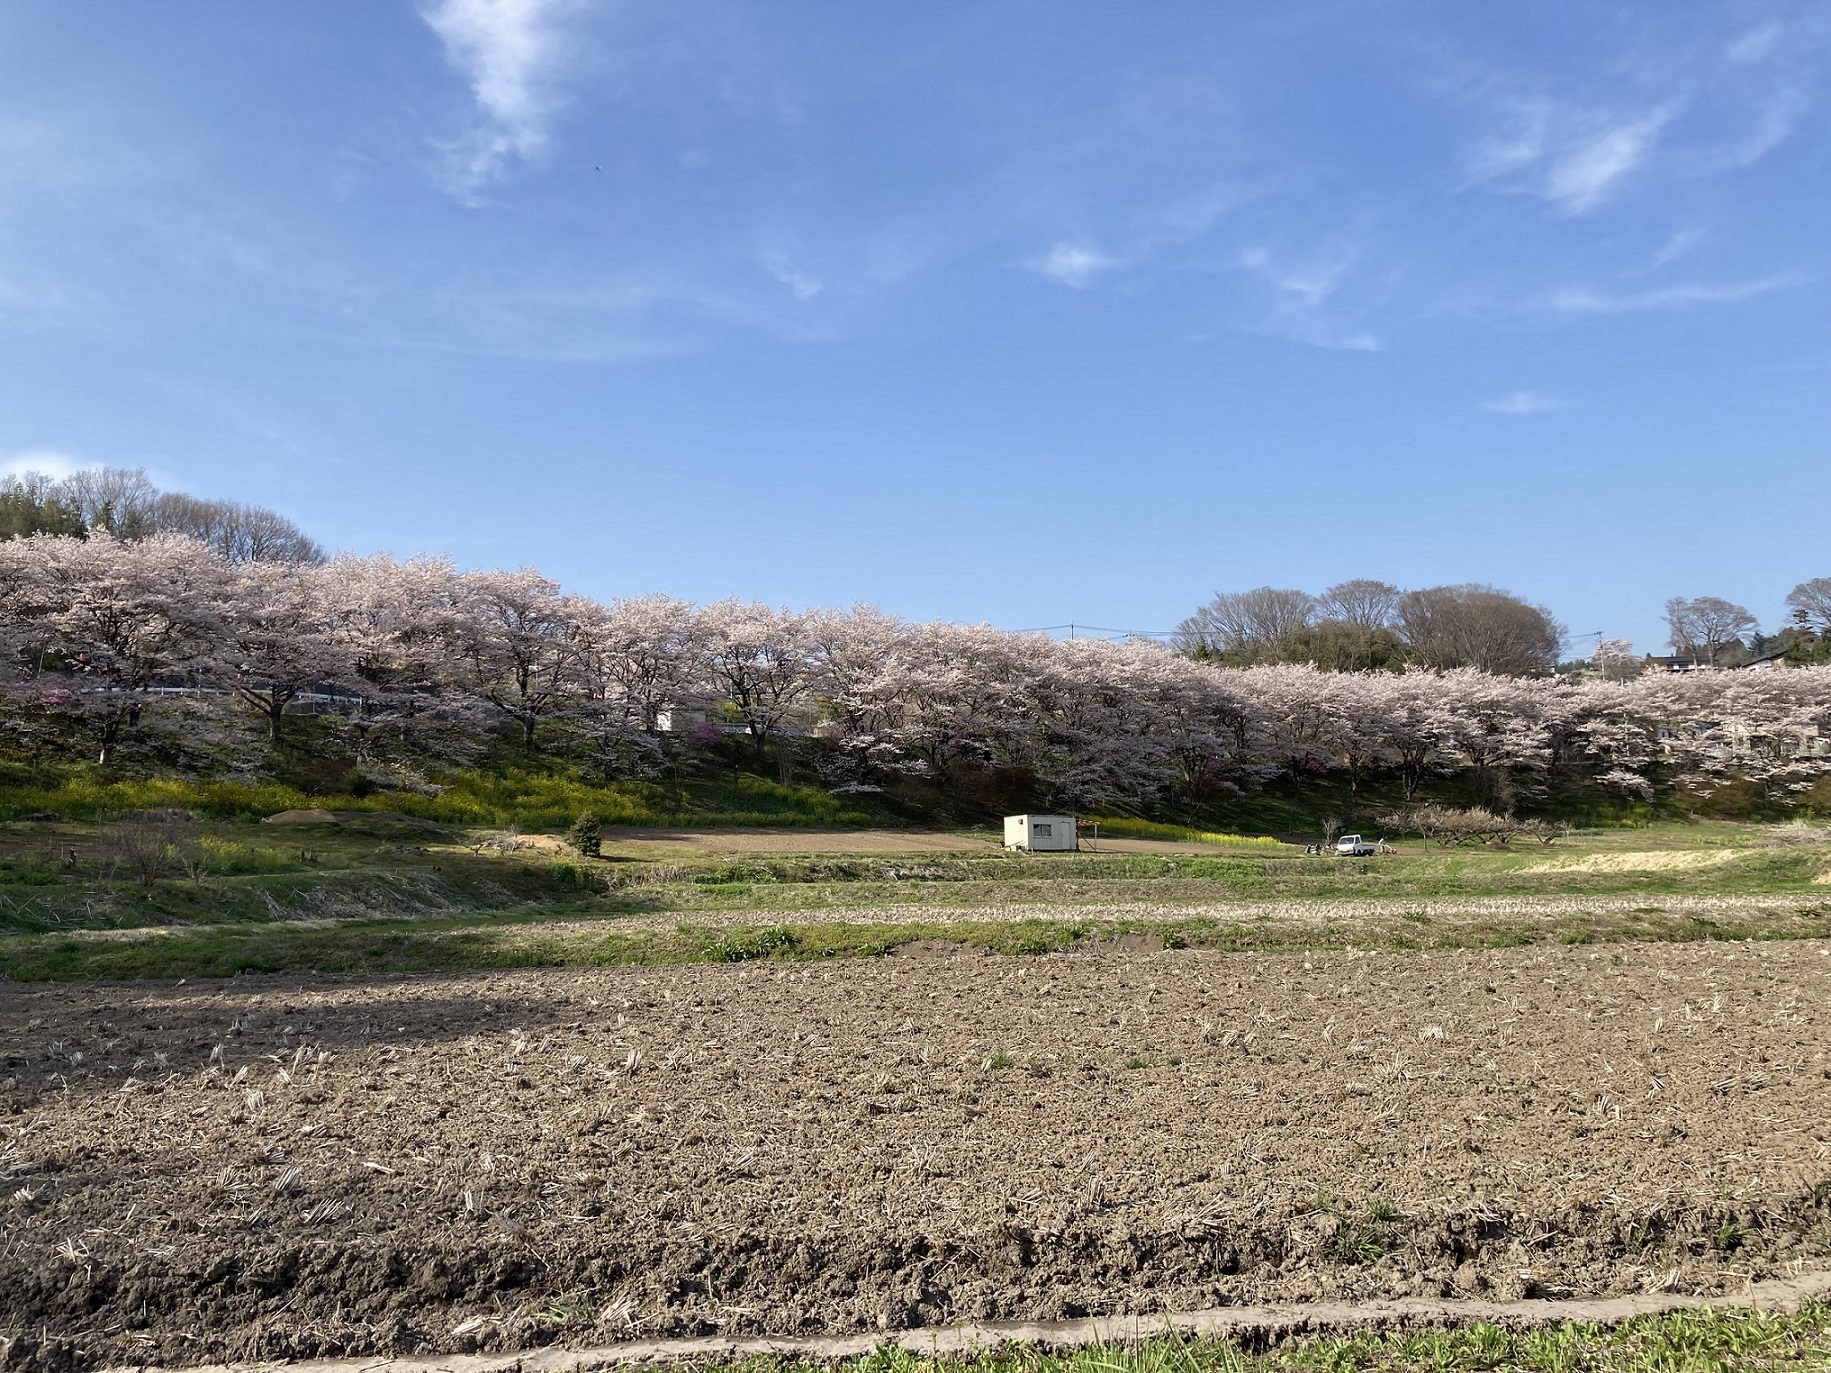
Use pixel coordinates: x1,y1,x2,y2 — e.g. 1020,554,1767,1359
2,531,1830,813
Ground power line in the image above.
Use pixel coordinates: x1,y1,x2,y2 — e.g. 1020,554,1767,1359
1018,623,1180,640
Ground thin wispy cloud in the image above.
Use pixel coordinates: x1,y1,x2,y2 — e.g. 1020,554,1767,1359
1542,275,1800,313
1483,391,1558,414
1473,101,1673,214
1727,24,1782,63
1733,89,1808,166
420,0,580,200
1649,227,1703,270
1,449,80,480
1030,242,1120,289
1542,108,1672,213
761,250,823,302
1236,247,1380,352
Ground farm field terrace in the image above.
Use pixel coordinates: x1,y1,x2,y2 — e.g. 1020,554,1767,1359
2,818,1831,981
3,939,1831,1369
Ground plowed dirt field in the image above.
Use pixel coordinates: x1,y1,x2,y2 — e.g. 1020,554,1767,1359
4,941,1831,1371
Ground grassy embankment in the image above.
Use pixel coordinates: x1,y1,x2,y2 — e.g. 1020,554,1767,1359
729,1303,1831,1373
1,808,1827,980
0,767,874,828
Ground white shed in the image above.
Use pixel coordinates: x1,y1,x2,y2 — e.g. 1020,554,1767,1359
1004,814,1078,852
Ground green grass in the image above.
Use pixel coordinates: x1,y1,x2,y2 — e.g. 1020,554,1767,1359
705,1303,1831,1372
2,815,1827,980
3,892,1827,981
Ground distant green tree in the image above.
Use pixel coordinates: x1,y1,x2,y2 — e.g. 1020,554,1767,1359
0,485,85,540
1270,620,1409,672
566,812,604,857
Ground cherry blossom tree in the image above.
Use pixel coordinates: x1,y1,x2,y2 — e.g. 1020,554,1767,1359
584,594,709,732
698,600,818,755
313,554,482,774
220,561,351,746
456,567,588,752
1590,638,1643,681
0,532,231,763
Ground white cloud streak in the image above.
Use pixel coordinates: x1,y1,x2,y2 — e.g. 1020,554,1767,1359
1469,100,1674,214
1,449,80,480
1727,24,1781,63
1734,89,1807,166
761,251,823,302
1483,391,1558,414
420,0,580,199
1030,242,1120,289
1649,227,1703,269
1236,247,1380,351
1542,275,1800,313
1542,108,1672,213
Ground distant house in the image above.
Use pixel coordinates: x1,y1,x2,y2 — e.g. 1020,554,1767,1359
1004,814,1078,852
1736,647,1793,671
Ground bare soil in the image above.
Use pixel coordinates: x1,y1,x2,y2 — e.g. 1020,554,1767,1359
596,829,1261,857
4,942,1831,1371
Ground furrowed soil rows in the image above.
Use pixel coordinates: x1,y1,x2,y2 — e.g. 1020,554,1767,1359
4,942,1831,1370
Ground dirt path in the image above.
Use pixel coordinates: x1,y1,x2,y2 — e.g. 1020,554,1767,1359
104,1266,1831,1373
596,830,1274,857
592,888,1828,933
600,829,1000,854
5,940,1831,1369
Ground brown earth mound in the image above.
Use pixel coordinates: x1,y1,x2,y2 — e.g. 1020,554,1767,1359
3,942,1830,1371
260,809,340,825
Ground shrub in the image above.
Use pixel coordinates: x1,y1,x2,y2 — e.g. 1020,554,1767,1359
1377,804,1565,847
566,812,604,857
99,810,198,889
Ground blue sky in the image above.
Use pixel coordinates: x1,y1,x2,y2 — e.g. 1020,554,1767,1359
1,2,1826,652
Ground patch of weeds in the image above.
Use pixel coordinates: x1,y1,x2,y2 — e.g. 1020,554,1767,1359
1716,1218,1747,1253
1559,928,1595,945
1331,1195,1404,1264
1621,1213,1665,1255
983,1050,1013,1071
694,882,754,897
1124,1057,1150,1070
1330,1218,1391,1264
701,926,797,962
532,1292,594,1328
